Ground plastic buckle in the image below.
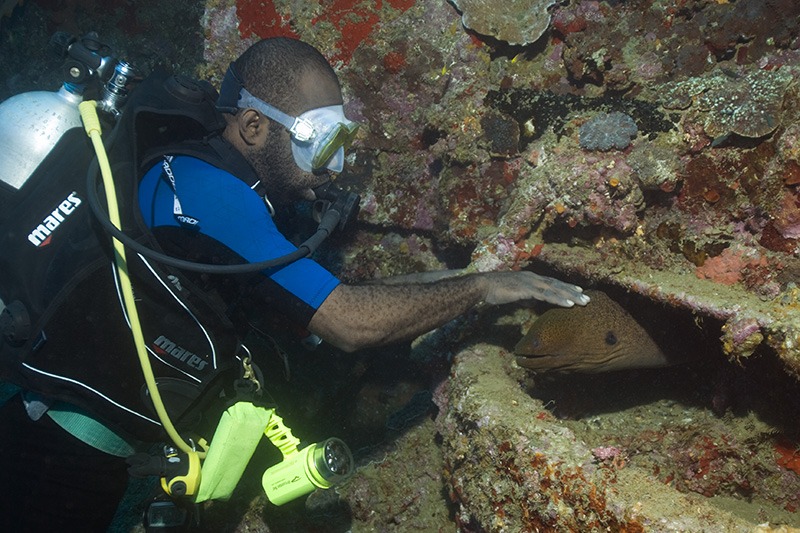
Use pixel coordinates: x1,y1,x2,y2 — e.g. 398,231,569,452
289,117,315,142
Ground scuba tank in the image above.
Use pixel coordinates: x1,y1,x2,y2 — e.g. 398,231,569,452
0,32,133,193
0,84,83,191
0,31,237,440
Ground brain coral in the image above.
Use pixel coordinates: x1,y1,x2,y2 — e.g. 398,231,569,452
579,112,638,151
451,0,555,45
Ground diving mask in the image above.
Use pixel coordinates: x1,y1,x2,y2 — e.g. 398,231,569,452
218,65,359,172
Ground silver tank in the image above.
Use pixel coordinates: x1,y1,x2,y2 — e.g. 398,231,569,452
0,84,83,190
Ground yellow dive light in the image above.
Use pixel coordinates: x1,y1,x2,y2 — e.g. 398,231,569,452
260,411,352,506
194,405,353,506
262,437,353,506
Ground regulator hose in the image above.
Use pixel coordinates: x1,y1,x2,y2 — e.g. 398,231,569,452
79,100,205,457
85,152,343,274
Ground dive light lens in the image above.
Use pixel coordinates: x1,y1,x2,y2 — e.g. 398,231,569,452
313,437,353,481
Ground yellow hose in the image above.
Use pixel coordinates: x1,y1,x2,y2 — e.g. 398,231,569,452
79,101,205,458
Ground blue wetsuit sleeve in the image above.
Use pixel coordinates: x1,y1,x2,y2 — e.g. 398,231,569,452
138,157,340,311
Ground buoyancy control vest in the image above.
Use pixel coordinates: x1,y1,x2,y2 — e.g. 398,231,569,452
0,71,260,441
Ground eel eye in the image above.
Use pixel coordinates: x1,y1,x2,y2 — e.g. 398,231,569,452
605,331,617,345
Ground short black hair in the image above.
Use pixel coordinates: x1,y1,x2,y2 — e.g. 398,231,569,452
234,37,339,114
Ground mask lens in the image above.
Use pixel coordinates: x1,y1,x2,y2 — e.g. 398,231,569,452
311,122,360,170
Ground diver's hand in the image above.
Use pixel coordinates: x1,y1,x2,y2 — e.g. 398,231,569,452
482,271,590,308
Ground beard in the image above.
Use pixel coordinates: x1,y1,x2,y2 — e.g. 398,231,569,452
244,128,326,205
246,136,298,203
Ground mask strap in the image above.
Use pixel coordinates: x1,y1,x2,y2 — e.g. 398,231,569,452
216,64,244,113
217,63,317,143
238,88,316,143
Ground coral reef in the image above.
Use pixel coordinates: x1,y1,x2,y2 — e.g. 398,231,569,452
336,419,452,532
433,344,790,531
4,0,800,530
661,68,793,141
451,0,555,46
194,1,800,526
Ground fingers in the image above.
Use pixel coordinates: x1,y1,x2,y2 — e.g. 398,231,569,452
573,291,591,306
535,288,578,307
548,279,590,307
482,271,589,307
523,272,590,307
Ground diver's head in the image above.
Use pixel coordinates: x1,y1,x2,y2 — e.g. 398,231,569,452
219,38,358,205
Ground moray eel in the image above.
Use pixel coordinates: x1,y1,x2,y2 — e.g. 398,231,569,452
514,290,673,373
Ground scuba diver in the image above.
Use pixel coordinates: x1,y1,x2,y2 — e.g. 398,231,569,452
0,36,588,531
